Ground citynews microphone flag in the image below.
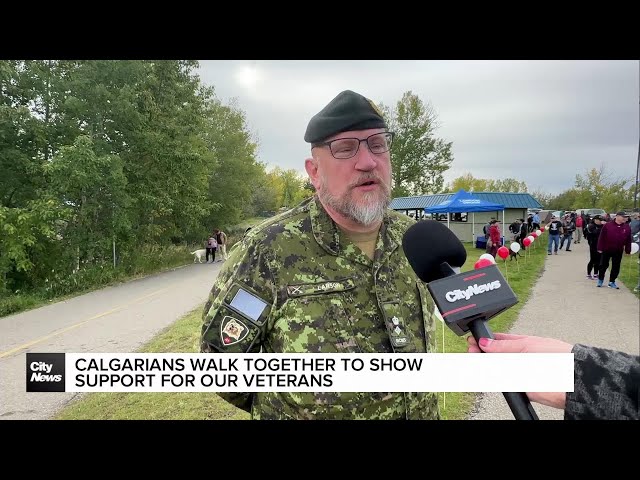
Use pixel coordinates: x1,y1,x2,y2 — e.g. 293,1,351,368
26,352,574,393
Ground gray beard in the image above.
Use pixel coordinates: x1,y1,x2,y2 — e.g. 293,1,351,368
318,179,391,227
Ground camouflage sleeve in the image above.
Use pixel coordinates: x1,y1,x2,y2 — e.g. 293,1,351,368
565,344,640,420
200,237,276,413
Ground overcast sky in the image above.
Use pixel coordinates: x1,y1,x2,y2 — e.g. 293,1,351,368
197,60,639,196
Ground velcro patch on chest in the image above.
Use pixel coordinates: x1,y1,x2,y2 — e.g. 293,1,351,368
220,316,250,346
202,304,262,353
287,278,356,298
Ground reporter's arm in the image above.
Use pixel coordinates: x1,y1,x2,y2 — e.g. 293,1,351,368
468,334,640,419
566,344,640,420
467,333,571,409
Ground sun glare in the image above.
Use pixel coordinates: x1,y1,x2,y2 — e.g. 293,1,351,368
236,64,260,89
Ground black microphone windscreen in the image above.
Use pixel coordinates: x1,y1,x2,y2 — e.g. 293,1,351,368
402,220,468,283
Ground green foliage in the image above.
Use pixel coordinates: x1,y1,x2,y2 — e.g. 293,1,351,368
200,96,261,234
379,91,454,197
541,165,635,212
447,173,528,193
0,60,262,307
0,198,63,293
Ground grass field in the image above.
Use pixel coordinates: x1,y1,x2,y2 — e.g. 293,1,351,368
618,250,640,297
56,237,550,420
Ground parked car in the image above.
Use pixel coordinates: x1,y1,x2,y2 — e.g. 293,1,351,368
576,208,607,217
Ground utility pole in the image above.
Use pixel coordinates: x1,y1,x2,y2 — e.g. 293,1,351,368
635,59,639,210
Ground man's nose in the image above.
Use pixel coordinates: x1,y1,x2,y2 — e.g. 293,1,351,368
354,145,378,170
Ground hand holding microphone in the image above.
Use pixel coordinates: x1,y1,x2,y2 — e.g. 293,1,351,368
402,220,539,420
466,333,571,409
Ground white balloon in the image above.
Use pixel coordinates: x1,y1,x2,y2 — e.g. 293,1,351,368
527,235,535,243
479,253,497,263
631,243,640,255
535,229,542,236
510,242,521,253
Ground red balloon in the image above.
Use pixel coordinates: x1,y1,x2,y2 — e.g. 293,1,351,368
497,246,509,259
531,232,538,238
474,258,494,269
523,238,532,247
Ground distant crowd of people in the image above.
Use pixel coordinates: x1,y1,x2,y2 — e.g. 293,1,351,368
542,211,639,292
493,210,639,292
483,212,542,258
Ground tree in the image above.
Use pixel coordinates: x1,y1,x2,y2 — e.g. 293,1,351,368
0,199,62,292
380,91,453,197
572,165,634,211
494,178,528,193
45,136,130,268
546,188,582,211
0,60,77,209
448,173,528,193
250,165,280,216
573,166,611,208
529,188,553,208
201,95,262,234
261,167,311,210
121,60,210,243
449,173,488,192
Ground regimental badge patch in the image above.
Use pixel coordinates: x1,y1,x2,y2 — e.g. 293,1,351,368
220,316,249,346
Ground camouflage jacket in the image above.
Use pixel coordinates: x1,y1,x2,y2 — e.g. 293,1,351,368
200,196,440,420
565,344,639,420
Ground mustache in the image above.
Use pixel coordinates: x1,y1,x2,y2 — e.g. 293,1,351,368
349,173,390,191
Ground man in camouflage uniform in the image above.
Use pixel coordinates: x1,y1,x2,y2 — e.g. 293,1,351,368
467,333,639,420
200,90,440,420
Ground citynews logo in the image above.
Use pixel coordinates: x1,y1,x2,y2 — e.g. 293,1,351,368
26,353,66,392
445,281,501,303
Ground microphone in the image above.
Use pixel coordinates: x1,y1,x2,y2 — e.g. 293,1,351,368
402,220,539,421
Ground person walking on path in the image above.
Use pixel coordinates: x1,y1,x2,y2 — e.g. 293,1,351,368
585,215,604,279
597,211,632,289
575,214,583,244
547,215,563,255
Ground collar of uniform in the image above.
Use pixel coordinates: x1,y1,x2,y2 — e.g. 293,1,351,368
309,195,401,259
380,213,403,255
310,195,341,255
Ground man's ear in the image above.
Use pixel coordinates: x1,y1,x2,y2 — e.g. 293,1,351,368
305,156,320,189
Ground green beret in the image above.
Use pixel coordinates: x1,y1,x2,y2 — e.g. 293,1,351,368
304,90,387,143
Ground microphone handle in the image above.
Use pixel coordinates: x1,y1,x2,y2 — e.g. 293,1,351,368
469,319,539,420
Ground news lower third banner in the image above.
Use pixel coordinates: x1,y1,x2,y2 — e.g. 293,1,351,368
26,352,574,393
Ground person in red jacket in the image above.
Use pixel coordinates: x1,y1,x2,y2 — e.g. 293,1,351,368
488,219,501,258
596,211,632,289
575,214,583,243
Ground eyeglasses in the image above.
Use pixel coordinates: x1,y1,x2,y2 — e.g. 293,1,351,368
313,132,395,159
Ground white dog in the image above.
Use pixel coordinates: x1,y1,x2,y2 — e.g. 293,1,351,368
190,249,207,263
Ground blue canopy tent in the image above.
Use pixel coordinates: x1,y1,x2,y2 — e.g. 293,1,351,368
424,189,506,244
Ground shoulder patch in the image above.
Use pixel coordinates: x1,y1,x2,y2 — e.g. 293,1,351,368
220,316,250,346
